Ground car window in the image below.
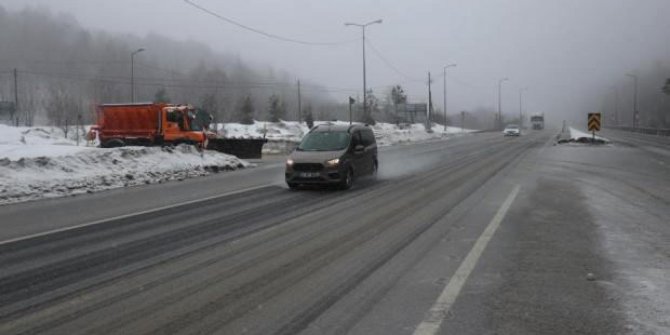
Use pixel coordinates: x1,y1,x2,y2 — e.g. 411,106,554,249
361,129,375,146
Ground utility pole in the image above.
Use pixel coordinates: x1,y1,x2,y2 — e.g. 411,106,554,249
626,73,639,128
345,19,382,121
13,68,19,125
443,64,456,132
519,87,527,129
348,97,355,125
614,87,619,126
297,79,302,123
427,72,433,131
130,48,145,103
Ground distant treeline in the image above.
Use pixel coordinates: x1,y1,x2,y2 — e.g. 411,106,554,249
0,5,342,126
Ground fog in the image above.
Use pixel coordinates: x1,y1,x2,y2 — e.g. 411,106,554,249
1,0,669,128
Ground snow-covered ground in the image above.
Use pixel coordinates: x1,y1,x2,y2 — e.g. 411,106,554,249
582,182,670,334
216,120,475,153
0,121,475,204
0,125,248,205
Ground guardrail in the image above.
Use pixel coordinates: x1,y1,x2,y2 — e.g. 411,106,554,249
606,126,670,136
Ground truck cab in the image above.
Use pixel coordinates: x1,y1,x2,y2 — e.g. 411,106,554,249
162,105,206,145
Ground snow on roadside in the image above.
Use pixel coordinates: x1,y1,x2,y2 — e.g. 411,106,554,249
569,127,609,143
371,122,474,147
0,125,248,205
215,120,476,152
0,120,475,204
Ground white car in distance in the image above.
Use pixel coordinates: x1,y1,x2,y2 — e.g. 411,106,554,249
503,124,521,136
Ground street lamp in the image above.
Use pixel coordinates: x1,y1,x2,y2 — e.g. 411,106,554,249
131,48,145,102
443,63,457,132
626,73,638,128
519,87,528,129
498,77,509,129
345,19,382,119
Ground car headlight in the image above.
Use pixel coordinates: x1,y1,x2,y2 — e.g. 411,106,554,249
286,159,294,166
325,158,340,167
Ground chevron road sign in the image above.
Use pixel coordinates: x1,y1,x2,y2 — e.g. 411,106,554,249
588,113,601,132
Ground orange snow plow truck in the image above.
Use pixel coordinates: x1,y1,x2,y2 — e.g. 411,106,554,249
91,103,207,148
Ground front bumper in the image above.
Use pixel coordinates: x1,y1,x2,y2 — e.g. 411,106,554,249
285,164,344,185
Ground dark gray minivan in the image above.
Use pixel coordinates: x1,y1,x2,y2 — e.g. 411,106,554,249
285,124,378,190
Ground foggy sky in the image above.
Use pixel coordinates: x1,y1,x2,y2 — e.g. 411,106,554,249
3,0,670,124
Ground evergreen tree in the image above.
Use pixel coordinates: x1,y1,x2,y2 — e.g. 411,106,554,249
267,94,284,122
362,89,378,125
238,96,255,124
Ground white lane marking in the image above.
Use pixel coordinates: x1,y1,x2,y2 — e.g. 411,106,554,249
413,185,521,335
0,184,274,246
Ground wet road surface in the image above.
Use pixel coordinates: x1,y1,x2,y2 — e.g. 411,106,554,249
0,129,668,334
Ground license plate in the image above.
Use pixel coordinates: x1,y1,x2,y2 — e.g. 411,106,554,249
298,172,320,178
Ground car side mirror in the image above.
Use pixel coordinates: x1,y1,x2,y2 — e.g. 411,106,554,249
354,144,365,153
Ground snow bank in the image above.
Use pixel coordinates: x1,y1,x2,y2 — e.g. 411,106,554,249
0,125,247,205
215,120,476,152
371,123,474,147
568,127,609,143
0,120,475,204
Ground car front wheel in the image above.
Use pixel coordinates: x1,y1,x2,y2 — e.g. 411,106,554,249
340,168,353,190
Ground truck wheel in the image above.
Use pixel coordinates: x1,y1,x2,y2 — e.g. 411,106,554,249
287,183,299,190
103,139,125,148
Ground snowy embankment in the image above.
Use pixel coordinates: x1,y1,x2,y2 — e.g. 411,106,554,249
0,125,248,205
568,127,609,143
1,121,475,204
217,120,476,153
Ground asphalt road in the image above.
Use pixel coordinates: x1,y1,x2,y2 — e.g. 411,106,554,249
0,129,668,335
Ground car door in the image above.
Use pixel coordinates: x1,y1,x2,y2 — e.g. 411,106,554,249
350,130,366,176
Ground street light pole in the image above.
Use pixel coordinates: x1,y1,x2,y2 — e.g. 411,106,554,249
626,73,638,128
498,77,509,129
131,48,145,103
345,19,382,120
443,64,456,132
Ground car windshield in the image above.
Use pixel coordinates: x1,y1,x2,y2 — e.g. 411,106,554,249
297,131,350,151
506,125,519,129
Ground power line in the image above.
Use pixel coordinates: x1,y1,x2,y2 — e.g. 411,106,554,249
365,38,422,82
183,0,355,46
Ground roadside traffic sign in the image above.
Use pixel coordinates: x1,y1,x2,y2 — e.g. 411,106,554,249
588,113,601,132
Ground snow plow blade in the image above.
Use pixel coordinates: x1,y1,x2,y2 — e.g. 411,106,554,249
207,138,268,159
